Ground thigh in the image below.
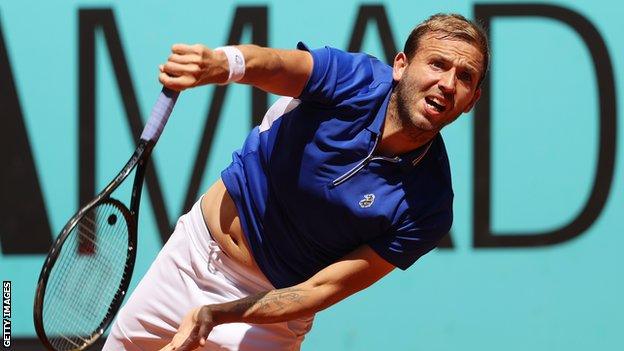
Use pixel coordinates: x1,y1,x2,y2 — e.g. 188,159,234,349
103,203,314,351
103,219,200,350
207,321,306,351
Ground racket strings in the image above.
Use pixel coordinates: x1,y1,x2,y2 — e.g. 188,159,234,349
46,221,129,349
56,211,119,307
51,216,122,324
50,214,128,331
42,202,132,351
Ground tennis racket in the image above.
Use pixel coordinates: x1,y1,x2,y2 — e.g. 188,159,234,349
33,87,179,351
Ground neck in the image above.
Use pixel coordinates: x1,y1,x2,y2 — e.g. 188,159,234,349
376,92,435,157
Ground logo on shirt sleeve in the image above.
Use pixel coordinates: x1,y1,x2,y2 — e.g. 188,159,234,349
359,194,375,208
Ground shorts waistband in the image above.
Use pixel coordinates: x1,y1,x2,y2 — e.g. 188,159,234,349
184,196,274,292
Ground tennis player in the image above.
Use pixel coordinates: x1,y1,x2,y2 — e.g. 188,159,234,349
102,13,489,351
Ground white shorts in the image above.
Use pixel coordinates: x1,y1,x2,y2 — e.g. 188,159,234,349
103,198,314,351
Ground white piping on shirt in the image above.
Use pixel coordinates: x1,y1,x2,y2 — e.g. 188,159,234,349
330,135,432,187
259,97,301,132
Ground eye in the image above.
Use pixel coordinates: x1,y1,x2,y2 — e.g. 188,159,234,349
430,60,444,69
458,71,473,83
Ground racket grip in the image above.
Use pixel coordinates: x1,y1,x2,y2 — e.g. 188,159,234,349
140,87,180,142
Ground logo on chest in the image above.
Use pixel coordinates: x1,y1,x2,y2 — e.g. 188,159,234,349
358,194,375,208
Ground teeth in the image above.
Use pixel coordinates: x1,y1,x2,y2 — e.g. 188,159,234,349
426,97,445,112
431,97,445,108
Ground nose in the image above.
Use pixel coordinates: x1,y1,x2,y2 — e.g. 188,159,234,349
438,69,456,94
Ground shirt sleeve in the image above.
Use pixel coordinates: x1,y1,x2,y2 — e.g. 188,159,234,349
296,42,377,105
368,203,453,270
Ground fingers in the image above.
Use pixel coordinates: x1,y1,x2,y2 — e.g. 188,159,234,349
159,43,213,90
171,43,206,56
157,342,174,351
173,326,200,351
195,305,215,346
159,72,196,91
168,53,202,64
163,61,201,77
197,323,212,346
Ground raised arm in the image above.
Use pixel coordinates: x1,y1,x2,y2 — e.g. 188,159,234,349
159,44,313,97
159,245,395,351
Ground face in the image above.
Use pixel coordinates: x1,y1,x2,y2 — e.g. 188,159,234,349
392,33,483,139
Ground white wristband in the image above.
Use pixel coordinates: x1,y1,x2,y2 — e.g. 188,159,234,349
214,46,246,84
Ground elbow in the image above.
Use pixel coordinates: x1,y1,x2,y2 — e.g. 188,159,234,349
297,280,350,313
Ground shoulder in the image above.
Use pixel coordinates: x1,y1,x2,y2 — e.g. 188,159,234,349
296,42,392,105
309,45,391,83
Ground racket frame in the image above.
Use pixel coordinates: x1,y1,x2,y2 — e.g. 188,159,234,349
34,140,155,351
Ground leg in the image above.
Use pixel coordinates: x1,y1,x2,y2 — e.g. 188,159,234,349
103,217,197,351
103,199,314,350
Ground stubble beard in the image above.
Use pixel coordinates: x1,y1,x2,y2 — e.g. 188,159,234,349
393,78,436,142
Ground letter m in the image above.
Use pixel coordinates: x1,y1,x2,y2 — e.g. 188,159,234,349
0,13,52,254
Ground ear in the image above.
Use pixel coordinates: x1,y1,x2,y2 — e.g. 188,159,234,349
392,52,408,81
463,88,482,113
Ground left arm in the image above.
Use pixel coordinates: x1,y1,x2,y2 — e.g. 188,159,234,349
213,244,394,323
160,244,394,350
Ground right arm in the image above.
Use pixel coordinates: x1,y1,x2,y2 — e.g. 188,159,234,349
159,44,313,97
158,244,395,351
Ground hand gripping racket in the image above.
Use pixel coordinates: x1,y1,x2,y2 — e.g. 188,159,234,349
33,87,179,351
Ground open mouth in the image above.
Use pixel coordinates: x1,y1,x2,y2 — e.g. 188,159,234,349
425,96,446,113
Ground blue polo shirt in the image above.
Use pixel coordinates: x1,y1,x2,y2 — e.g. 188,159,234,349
221,43,453,288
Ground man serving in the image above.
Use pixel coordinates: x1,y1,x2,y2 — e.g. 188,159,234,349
103,13,489,351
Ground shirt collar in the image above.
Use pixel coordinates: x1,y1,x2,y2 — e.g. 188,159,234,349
397,136,437,171
367,82,438,171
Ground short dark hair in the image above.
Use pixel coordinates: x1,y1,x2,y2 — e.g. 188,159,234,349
403,13,490,87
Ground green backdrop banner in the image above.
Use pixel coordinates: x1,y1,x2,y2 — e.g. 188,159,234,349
0,1,621,350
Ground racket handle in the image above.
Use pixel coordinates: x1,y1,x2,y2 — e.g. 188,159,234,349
140,87,180,142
